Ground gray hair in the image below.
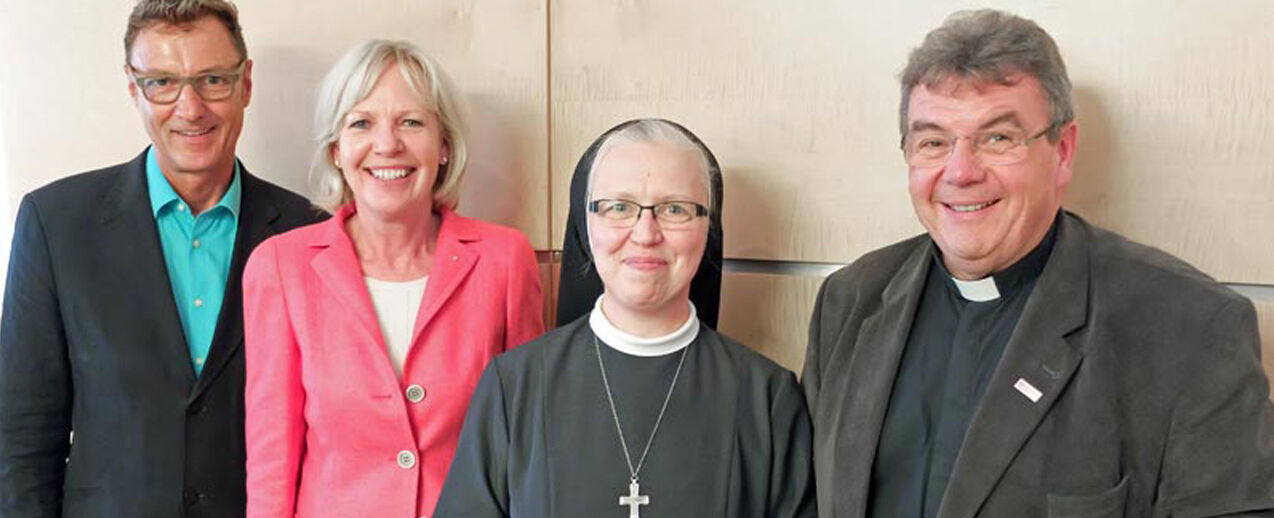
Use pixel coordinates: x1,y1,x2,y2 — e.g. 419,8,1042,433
586,119,719,218
310,40,469,213
899,9,1074,141
125,0,247,64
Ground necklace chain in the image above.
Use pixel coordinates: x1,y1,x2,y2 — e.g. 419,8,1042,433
593,334,689,482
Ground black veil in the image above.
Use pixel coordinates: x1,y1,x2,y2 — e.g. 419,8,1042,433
555,118,725,328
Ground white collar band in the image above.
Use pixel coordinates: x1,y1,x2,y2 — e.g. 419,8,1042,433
589,296,699,357
952,276,1000,302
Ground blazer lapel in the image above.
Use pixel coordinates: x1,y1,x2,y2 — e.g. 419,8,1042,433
409,209,478,348
310,208,385,349
100,149,195,387
833,240,931,518
191,169,283,399
937,214,1090,518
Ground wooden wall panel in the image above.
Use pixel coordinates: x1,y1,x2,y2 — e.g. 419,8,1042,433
550,0,918,262
545,259,561,329
718,272,823,375
1256,300,1274,400
1,0,550,247
539,262,555,332
550,0,1274,284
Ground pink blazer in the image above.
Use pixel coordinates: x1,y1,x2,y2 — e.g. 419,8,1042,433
243,205,544,518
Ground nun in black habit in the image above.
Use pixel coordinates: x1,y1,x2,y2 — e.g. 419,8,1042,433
556,120,724,329
435,119,815,518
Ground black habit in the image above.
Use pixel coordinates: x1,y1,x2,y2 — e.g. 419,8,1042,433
434,317,816,517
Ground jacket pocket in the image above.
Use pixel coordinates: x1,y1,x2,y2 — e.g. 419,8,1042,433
1047,475,1129,518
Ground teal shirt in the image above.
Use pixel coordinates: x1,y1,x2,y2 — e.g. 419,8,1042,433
146,148,241,376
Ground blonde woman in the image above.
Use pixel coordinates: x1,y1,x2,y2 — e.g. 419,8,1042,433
243,41,543,517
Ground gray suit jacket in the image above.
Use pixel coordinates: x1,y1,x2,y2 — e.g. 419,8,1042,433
0,149,323,517
803,212,1274,517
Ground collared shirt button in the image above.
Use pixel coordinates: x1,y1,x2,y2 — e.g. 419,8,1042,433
405,384,426,403
192,239,201,248
396,450,416,469
177,204,187,212
195,357,205,366
193,298,203,307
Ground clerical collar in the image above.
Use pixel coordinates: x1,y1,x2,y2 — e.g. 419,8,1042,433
933,213,1060,302
589,297,699,357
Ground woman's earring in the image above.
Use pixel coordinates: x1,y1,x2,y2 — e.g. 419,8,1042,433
441,156,449,165
334,159,341,169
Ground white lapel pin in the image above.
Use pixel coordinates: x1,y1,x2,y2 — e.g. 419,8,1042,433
1014,378,1043,403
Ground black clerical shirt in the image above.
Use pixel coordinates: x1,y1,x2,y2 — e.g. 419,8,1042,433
867,217,1059,518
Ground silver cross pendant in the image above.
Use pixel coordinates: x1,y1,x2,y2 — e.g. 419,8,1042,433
618,480,650,517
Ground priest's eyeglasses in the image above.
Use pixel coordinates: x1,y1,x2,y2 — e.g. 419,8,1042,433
588,199,708,228
902,122,1057,168
127,60,247,104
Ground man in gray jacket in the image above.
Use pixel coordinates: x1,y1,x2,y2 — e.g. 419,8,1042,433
803,9,1274,517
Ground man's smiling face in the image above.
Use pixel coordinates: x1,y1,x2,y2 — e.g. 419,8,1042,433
904,72,1076,279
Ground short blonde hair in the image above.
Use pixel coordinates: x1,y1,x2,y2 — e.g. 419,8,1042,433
310,40,469,213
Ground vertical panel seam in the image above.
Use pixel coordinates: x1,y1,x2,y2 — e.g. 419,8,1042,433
543,0,559,325
543,0,554,251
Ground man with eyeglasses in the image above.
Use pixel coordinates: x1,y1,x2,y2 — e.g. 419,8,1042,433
0,1,321,516
803,9,1274,517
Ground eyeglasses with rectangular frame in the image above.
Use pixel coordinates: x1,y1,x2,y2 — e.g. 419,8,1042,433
902,121,1058,168
587,199,708,228
127,60,247,105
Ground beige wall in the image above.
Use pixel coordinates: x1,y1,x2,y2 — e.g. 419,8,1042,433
1258,301,1274,395
719,272,822,373
2,2,1272,385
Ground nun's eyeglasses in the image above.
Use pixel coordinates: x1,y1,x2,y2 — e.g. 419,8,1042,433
587,199,708,228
